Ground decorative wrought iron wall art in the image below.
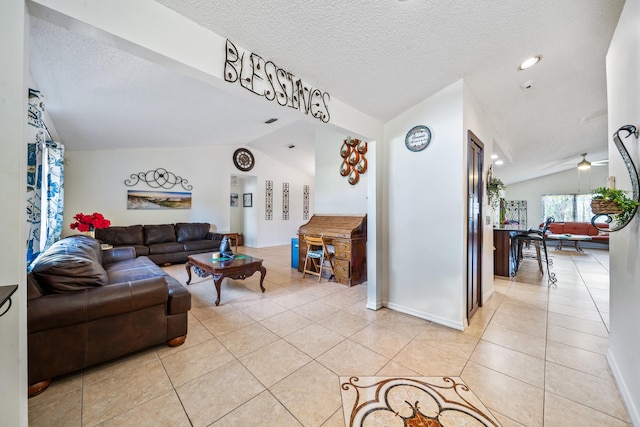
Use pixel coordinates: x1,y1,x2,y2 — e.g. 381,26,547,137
283,182,289,220
303,185,310,220
340,137,368,185
591,125,639,232
265,180,273,220
124,168,193,191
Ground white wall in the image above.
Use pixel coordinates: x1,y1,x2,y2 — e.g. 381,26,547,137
0,3,28,425
314,126,368,214
506,167,609,225
462,82,503,305
383,80,467,329
605,0,640,424
63,145,312,247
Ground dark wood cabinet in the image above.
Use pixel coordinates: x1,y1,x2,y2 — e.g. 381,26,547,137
298,215,367,286
493,228,516,277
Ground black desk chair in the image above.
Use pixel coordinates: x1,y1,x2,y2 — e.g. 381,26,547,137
512,217,557,285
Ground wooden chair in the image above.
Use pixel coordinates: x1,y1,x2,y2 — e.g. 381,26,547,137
301,235,334,282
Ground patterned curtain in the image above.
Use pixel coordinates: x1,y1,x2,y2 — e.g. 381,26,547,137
26,89,64,267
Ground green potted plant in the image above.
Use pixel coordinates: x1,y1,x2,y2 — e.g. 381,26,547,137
487,176,506,210
591,186,639,224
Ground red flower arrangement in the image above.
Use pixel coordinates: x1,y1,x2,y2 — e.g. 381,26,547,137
69,212,111,232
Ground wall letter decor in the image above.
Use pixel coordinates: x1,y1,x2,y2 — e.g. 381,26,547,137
224,39,331,123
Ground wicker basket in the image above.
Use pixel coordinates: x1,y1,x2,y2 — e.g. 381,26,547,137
591,199,623,215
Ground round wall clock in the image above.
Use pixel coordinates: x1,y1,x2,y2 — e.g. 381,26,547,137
233,148,255,171
405,125,432,152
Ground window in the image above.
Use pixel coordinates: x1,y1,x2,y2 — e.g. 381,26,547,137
541,194,592,222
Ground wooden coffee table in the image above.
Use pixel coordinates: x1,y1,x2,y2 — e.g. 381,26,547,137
185,253,266,305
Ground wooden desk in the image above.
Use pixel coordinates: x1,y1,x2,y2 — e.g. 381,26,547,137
298,215,367,286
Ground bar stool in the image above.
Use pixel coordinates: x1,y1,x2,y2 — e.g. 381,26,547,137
512,217,557,284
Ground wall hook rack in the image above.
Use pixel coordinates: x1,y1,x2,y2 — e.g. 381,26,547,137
591,125,639,232
124,168,193,191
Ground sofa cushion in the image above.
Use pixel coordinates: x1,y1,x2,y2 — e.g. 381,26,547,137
30,236,108,293
564,222,589,235
144,224,176,245
96,225,144,246
176,222,210,243
547,223,564,234
183,239,218,251
104,256,168,283
148,242,185,255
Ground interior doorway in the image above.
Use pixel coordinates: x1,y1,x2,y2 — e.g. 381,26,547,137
230,175,257,247
467,131,484,321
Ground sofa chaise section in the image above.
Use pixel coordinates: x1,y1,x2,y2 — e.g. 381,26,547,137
27,235,190,397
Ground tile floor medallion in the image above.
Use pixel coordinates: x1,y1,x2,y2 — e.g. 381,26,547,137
340,376,501,427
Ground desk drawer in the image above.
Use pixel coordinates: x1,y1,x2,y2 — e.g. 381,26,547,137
334,259,350,277
334,240,351,253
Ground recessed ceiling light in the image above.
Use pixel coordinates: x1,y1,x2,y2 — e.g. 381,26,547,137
518,55,542,70
491,154,499,159
264,118,278,124
495,160,504,165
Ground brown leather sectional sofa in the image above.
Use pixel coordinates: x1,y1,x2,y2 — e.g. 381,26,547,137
27,235,191,396
96,222,223,265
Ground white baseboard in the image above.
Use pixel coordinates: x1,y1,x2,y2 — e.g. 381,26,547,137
384,301,465,331
607,348,639,426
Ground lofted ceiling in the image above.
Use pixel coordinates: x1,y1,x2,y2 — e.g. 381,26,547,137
28,0,625,183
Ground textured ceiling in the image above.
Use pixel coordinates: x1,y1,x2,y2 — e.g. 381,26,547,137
28,0,625,183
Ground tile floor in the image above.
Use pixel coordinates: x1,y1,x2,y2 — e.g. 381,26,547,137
28,245,632,426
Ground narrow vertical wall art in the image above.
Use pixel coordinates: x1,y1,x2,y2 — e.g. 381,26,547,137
303,185,309,220
283,182,290,220
266,180,273,220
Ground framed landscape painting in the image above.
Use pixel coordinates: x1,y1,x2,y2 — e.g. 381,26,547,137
127,190,192,209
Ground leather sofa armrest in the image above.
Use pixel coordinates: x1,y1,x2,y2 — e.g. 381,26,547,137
102,247,137,265
28,277,168,333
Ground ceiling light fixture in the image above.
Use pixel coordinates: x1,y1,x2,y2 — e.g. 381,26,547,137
577,153,591,170
495,160,504,166
518,55,542,70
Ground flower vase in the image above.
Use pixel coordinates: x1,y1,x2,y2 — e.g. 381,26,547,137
83,230,96,238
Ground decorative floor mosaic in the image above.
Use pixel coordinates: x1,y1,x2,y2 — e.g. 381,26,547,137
340,376,501,427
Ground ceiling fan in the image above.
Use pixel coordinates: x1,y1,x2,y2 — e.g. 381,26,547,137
541,152,608,171
577,153,608,170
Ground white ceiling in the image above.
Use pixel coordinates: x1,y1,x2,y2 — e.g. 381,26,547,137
28,0,625,183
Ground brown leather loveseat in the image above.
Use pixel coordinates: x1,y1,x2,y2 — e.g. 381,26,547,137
27,235,191,396
96,222,223,265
